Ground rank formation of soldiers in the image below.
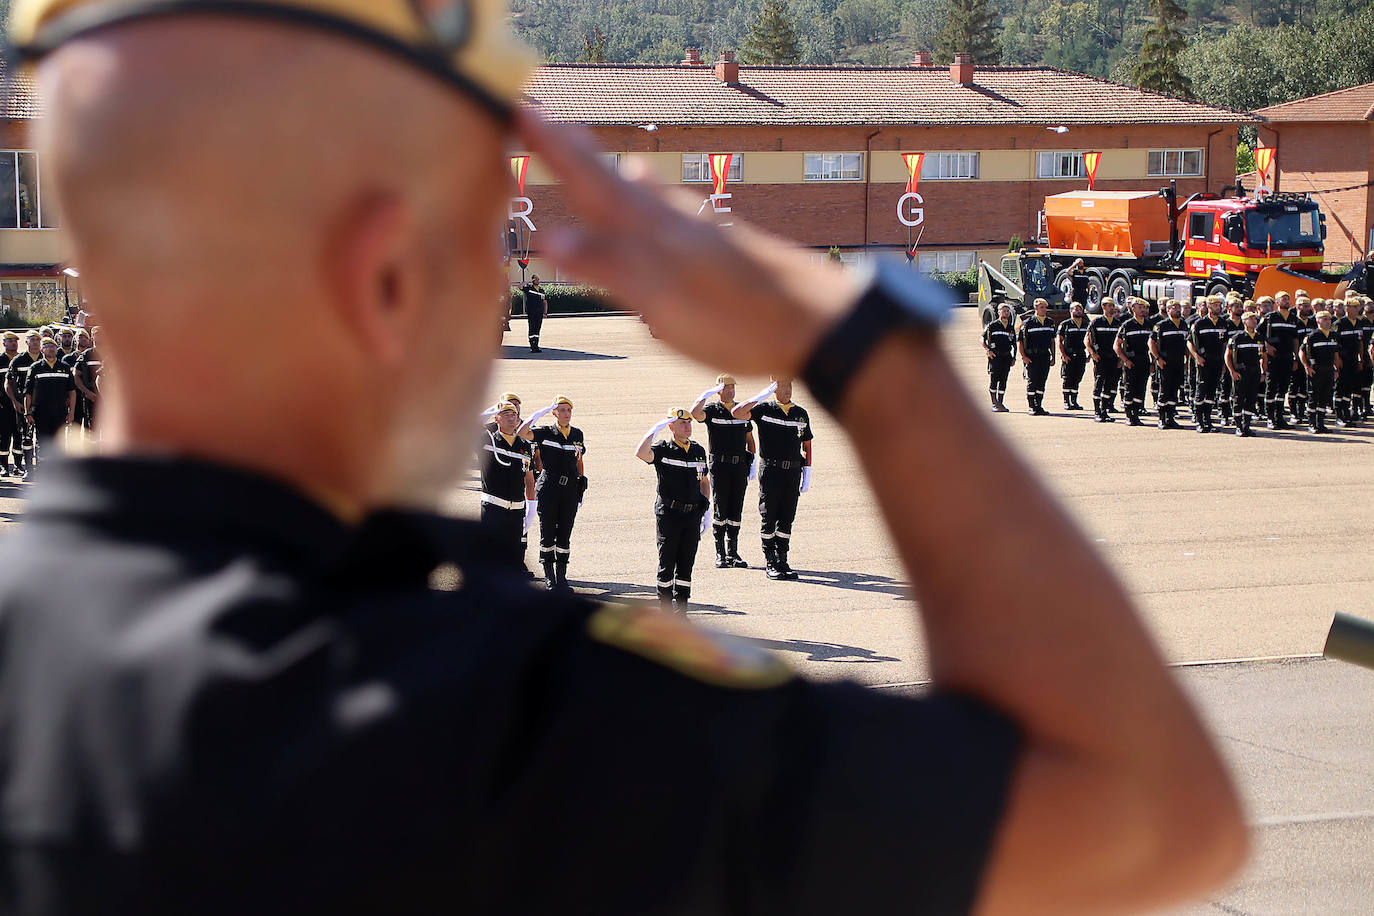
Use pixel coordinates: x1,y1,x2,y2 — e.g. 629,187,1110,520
477,375,813,612
982,290,1374,437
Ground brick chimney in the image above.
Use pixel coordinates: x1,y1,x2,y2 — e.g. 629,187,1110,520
913,50,933,66
950,52,974,85
715,50,740,85
681,47,704,66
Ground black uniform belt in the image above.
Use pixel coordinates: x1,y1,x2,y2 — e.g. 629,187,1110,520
762,459,802,470
542,473,573,486
661,499,703,512
710,454,750,465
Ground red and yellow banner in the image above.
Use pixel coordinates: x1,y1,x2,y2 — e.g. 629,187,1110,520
901,153,924,194
1254,146,1275,184
510,155,529,196
1083,151,1102,190
709,153,734,196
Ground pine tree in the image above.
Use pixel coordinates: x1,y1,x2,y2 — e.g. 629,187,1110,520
578,27,608,63
934,0,1002,65
740,0,802,65
1133,0,1193,97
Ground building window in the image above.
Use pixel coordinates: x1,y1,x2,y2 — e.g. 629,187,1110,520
917,250,977,274
1148,149,1203,178
682,153,742,183
803,152,863,181
0,151,57,229
922,152,980,180
1037,151,1083,179
0,280,62,322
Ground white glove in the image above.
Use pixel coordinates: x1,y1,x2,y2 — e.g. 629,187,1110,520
748,455,758,481
528,403,557,424
523,502,537,531
646,418,674,438
700,510,711,535
479,405,500,421
746,381,778,404
800,467,811,494
696,383,725,403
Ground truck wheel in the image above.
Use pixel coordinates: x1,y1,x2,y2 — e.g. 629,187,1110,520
1084,273,1106,312
1108,275,1133,305
1207,280,1232,298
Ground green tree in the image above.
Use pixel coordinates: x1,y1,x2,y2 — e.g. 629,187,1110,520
578,26,608,62
934,0,1002,64
1236,142,1256,176
1132,0,1192,97
741,0,804,64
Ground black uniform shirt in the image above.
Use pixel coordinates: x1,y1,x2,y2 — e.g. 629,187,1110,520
1115,317,1153,362
1191,316,1230,362
750,400,813,464
1228,330,1264,373
1151,317,1190,363
1334,317,1365,366
982,319,1016,361
1016,314,1056,358
650,438,708,506
1357,317,1374,359
74,347,102,397
0,457,1020,916
1224,315,1245,336
531,424,585,482
1258,310,1300,357
479,429,533,503
0,352,12,398
1293,314,1315,350
521,283,548,316
701,401,751,458
1057,317,1088,359
1303,328,1341,369
24,357,75,416
6,352,37,408
1086,315,1121,364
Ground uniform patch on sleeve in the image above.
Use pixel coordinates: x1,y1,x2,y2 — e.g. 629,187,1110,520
588,603,793,689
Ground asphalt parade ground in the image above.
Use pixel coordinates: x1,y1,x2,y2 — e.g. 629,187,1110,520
1,306,1371,911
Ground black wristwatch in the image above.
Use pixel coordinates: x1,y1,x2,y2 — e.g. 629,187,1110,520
801,259,955,414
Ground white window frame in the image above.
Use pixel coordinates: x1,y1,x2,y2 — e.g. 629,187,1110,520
916,250,977,275
1037,151,1083,179
682,153,742,183
803,152,864,181
922,152,980,180
1148,148,1204,178
0,150,57,230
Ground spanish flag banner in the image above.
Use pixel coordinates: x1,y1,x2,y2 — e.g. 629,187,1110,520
1083,151,1102,190
709,154,734,196
510,156,530,196
901,153,924,194
1254,146,1275,185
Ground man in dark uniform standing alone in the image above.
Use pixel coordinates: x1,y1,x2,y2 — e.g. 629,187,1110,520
1017,298,1056,416
982,303,1016,412
636,408,710,608
734,377,812,581
22,336,77,470
479,400,537,566
1225,311,1267,438
1333,300,1365,426
1115,298,1154,426
1301,310,1340,433
519,395,586,590
1188,296,1228,433
1057,301,1089,411
1258,294,1299,430
520,274,548,353
1148,299,1189,429
692,373,756,568
1086,296,1121,422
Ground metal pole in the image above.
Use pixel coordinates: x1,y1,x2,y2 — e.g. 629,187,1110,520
1323,612,1374,671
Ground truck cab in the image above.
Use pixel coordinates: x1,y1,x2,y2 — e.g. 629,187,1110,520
1178,194,1325,290
977,250,1068,326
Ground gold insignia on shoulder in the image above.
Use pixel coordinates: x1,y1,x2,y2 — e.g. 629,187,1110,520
588,603,792,690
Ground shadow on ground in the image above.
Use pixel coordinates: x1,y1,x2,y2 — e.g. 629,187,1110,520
501,346,625,362
792,569,912,600
572,579,745,616
741,636,903,664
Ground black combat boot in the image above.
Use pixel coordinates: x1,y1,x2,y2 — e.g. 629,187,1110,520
764,542,784,580
555,557,570,591
1063,392,1073,410
994,391,1009,413
990,389,1000,411
1291,396,1305,424
671,585,690,612
775,543,800,581
657,585,674,607
1073,393,1085,410
1157,407,1168,430
726,529,747,568
1127,404,1143,426
541,558,557,591
1338,403,1353,428
714,527,730,568
1033,395,1049,416
1026,395,1038,416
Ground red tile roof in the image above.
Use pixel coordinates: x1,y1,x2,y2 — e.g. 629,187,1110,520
522,64,1255,127
1255,83,1374,122
0,60,43,120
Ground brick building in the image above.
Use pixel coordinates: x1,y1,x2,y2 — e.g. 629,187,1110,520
1257,83,1374,266
516,53,1252,281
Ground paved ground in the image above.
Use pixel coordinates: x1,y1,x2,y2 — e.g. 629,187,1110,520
2,307,1372,912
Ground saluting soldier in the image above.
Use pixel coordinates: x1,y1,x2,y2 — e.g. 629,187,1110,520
1149,299,1189,429
1188,296,1229,433
1114,298,1154,426
733,377,813,581
981,303,1016,412
1086,296,1122,422
520,275,548,353
1017,297,1057,416
479,400,537,568
1257,294,1299,429
23,336,77,470
1288,296,1315,423
691,373,756,568
1057,301,1089,411
1300,310,1341,433
1225,311,1267,437
1333,301,1365,427
636,408,710,609
518,396,586,591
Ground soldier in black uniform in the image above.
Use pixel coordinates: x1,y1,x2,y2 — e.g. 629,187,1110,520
61,327,92,434
1148,299,1189,429
22,336,77,469
1225,311,1267,437
981,303,1016,412
1188,296,1228,433
5,331,40,477
1086,297,1122,422
72,326,103,434
479,400,537,566
1144,301,1163,410
1301,310,1341,433
520,274,548,353
1017,297,1057,416
1114,298,1154,426
734,377,812,581
0,332,21,477
692,373,756,568
1257,294,1299,429
636,408,710,608
1355,298,1374,419
1333,301,1365,426
519,396,586,590
1183,296,1205,410
1216,297,1244,425
1289,296,1315,423
1057,301,1089,411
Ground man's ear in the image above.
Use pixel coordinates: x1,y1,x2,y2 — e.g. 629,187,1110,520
322,191,425,366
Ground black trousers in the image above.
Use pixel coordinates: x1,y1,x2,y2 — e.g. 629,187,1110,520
1219,369,1233,413
0,404,19,466
479,501,526,566
1122,361,1151,407
1337,360,1359,410
1233,369,1262,419
536,482,579,563
987,357,1013,398
1092,358,1121,403
1159,361,1185,408
527,305,545,345
656,505,703,599
31,413,66,468
759,466,802,549
1266,356,1294,410
1060,355,1086,396
1310,366,1335,412
1196,360,1224,408
709,458,750,531
1025,355,1052,401
1289,360,1308,404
